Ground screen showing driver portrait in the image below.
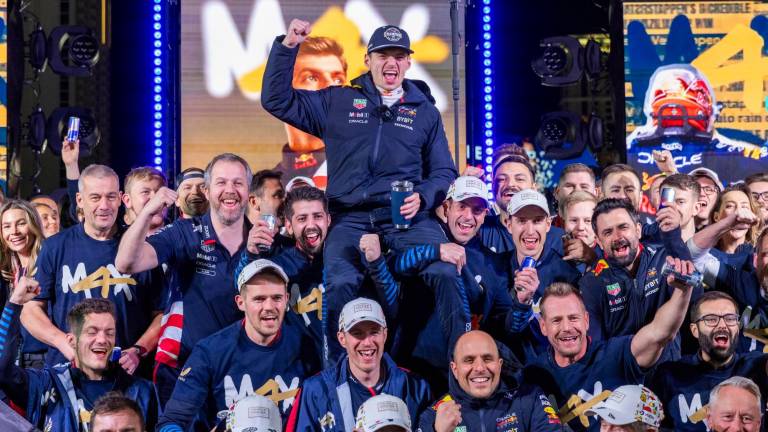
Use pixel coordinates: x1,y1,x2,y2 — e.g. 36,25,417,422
181,0,466,189
623,1,768,186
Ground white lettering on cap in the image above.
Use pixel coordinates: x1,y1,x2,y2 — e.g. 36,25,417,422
384,27,402,41
353,303,373,313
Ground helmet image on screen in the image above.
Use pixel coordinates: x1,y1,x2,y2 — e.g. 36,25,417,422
630,64,716,145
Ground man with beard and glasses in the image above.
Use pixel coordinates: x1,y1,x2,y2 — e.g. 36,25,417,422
174,168,208,219
2,286,157,432
579,198,697,360
287,298,431,432
263,21,459,365
686,212,766,352
524,276,695,432
22,165,163,373
115,153,252,407
238,186,329,352
417,331,562,432
648,291,768,431
158,259,320,432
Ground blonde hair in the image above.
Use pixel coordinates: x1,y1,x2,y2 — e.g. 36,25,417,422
123,166,167,195
0,200,44,281
558,190,597,220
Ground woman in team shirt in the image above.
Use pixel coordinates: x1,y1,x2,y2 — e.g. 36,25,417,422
0,199,47,368
709,184,762,270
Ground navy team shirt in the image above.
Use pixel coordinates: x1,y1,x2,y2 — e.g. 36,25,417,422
157,313,320,432
649,351,768,431
523,335,648,432
147,213,248,368
35,224,163,366
270,246,324,347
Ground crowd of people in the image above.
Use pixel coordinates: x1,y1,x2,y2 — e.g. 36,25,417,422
1,20,768,432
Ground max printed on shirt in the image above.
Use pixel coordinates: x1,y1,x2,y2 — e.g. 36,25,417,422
62,263,137,301
222,374,300,414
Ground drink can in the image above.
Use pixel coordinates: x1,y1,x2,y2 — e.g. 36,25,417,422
110,346,122,362
66,116,80,142
522,256,536,269
659,187,675,209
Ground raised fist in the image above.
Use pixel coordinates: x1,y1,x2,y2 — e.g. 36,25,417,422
283,19,312,48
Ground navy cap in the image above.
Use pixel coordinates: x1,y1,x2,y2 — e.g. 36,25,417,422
367,25,413,54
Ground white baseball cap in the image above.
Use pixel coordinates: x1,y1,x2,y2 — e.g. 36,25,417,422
446,176,489,207
506,188,550,217
236,259,289,291
339,298,387,332
355,394,412,432
585,385,664,427
226,394,282,432
689,167,724,192
285,176,316,192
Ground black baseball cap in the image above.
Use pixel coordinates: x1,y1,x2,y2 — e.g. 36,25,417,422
367,25,414,54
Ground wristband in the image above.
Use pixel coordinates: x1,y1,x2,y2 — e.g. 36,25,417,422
131,345,148,358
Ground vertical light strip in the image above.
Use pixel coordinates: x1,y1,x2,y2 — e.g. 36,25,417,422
481,0,494,199
151,0,165,171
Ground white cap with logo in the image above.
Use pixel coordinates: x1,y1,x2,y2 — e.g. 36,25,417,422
339,298,387,332
226,394,282,432
506,188,550,217
585,384,664,427
446,176,489,207
236,259,289,291
355,394,412,432
689,167,724,192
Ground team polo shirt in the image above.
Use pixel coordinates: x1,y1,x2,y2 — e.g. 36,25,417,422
34,224,163,366
157,313,320,431
649,352,768,431
524,335,647,432
147,213,249,368
270,246,324,346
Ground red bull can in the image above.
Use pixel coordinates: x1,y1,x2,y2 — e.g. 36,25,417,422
659,187,675,209
66,116,80,142
110,346,122,362
522,256,536,269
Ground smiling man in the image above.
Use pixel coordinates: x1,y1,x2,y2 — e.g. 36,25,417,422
263,20,458,364
1,277,157,432
157,259,319,431
506,189,581,304
239,186,330,351
525,276,694,431
649,291,768,431
287,298,431,432
417,330,562,432
579,198,698,358
115,153,253,408
22,164,163,371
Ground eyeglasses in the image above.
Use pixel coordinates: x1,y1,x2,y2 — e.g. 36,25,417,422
695,313,740,327
700,186,718,195
750,192,768,202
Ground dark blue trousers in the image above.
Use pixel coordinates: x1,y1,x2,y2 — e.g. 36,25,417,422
322,211,470,365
